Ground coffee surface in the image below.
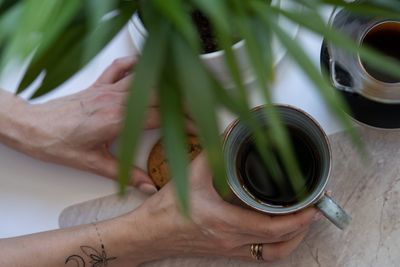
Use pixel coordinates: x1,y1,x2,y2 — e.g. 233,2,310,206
361,22,400,83
237,127,320,206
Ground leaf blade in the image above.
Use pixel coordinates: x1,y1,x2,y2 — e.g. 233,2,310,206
118,23,169,194
172,33,227,195
159,70,190,213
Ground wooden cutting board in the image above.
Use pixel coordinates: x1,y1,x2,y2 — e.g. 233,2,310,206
59,126,400,267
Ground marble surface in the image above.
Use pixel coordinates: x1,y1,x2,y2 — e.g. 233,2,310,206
60,126,400,266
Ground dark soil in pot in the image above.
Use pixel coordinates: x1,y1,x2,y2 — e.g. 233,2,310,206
139,9,235,54
191,10,219,54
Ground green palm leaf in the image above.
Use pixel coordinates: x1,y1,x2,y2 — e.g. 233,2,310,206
118,23,169,194
159,67,190,213
172,34,228,195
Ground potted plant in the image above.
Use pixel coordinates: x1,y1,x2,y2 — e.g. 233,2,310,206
128,0,301,87
129,9,251,88
1,0,400,208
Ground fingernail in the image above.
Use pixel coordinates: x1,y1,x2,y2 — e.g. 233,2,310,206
313,212,323,221
138,183,158,195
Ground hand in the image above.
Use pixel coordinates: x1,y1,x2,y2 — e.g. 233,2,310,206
120,154,320,265
11,57,162,194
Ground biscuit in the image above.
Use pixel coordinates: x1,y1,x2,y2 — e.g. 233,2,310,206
147,136,202,189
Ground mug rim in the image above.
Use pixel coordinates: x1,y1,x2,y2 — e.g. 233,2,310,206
222,104,332,214
357,20,400,86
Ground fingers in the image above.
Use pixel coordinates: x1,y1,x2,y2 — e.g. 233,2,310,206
223,203,318,240
112,74,133,92
96,56,137,84
87,152,157,195
267,208,318,236
113,75,160,106
109,75,160,108
262,229,307,262
239,222,310,244
132,169,159,195
233,228,308,262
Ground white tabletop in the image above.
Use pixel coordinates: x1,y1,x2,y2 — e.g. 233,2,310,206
0,14,344,238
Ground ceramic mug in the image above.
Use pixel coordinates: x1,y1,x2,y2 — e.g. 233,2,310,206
223,105,351,230
327,7,400,104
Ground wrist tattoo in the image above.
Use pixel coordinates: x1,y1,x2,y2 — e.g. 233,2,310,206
65,223,117,267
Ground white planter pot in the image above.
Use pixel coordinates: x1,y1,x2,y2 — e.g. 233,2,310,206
128,12,253,88
128,1,302,88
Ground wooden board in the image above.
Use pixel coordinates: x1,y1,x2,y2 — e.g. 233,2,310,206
59,126,400,267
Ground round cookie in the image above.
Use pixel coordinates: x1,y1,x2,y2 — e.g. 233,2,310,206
147,136,202,189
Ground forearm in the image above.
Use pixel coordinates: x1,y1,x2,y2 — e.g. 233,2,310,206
0,215,150,267
0,90,33,154
0,90,55,160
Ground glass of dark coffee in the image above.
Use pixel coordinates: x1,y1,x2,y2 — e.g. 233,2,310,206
223,105,351,230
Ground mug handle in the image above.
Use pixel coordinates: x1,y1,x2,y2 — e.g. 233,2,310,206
316,194,352,230
330,60,355,94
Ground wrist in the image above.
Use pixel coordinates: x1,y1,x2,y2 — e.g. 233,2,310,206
103,205,177,266
0,90,56,160
0,90,32,151
92,218,139,267
109,209,162,266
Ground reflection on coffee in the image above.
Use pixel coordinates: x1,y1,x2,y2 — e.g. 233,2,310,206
236,126,321,206
361,21,400,83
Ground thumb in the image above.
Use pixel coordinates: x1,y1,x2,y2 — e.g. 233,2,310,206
130,167,158,195
91,152,158,195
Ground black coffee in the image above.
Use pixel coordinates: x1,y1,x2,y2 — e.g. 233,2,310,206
237,127,320,206
361,22,400,83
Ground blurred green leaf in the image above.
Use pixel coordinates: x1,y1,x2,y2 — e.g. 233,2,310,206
36,0,82,58
257,5,361,149
0,0,21,16
159,66,190,213
210,76,286,186
195,0,247,98
2,0,74,70
172,33,228,195
16,16,87,94
232,0,305,195
84,0,116,63
192,0,230,33
271,4,400,81
0,2,23,50
25,3,136,98
153,0,199,50
118,23,169,194
193,1,282,183
193,0,281,181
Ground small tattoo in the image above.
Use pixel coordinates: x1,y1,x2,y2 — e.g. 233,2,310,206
81,245,117,267
65,223,117,267
65,255,85,267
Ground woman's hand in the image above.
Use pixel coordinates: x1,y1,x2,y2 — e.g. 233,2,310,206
0,151,319,267
120,153,320,265
2,57,164,194
0,154,320,267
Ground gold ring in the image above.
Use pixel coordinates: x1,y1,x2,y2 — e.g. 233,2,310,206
250,243,264,261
